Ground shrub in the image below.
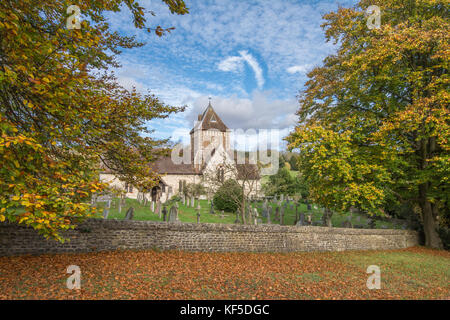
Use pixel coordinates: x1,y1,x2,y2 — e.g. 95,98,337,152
213,179,242,212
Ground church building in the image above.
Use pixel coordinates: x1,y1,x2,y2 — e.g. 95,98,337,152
99,101,262,202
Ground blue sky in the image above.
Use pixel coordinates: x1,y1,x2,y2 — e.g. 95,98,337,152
105,0,357,150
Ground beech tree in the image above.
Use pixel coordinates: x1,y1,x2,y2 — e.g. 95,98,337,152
286,0,448,248
0,0,188,240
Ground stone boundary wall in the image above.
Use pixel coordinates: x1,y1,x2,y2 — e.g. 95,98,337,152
0,219,420,256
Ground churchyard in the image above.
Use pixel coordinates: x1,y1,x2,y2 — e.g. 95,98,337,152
93,196,402,230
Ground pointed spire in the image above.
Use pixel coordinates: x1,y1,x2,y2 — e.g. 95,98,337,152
208,96,212,108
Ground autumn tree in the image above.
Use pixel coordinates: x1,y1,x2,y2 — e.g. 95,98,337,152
0,0,189,240
202,153,261,224
286,0,448,248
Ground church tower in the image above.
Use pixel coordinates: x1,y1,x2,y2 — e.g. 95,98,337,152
190,100,231,169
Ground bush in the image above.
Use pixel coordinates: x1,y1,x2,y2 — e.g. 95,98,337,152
213,179,242,212
437,227,450,250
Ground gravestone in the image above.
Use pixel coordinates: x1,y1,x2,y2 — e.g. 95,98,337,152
102,199,111,219
280,194,284,202
307,214,312,225
186,196,190,207
299,212,305,226
191,196,195,208
234,210,240,224
162,206,167,221
210,201,215,214
341,220,353,228
367,218,376,229
274,207,280,222
168,205,178,222
257,218,262,225
124,207,134,220
156,201,161,218
196,212,201,223
356,216,361,223
220,210,225,219
151,201,155,213
261,206,268,218
267,208,272,224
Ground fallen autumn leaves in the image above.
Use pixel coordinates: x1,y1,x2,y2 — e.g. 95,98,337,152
0,247,448,299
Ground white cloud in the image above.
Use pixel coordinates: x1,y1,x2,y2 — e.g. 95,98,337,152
218,50,264,89
287,64,313,74
187,91,297,130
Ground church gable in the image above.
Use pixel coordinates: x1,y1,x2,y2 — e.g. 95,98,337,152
193,102,228,133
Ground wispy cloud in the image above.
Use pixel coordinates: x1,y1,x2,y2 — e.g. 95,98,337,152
218,50,264,89
287,64,313,74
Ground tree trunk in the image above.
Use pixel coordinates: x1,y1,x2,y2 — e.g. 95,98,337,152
417,138,443,249
241,189,246,225
420,186,443,249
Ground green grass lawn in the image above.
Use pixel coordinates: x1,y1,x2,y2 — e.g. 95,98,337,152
94,197,399,229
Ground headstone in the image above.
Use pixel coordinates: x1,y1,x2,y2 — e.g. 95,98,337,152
191,196,195,208
341,220,353,228
151,201,155,212
280,194,284,202
156,201,161,218
162,205,167,221
102,199,111,219
307,214,312,225
168,205,178,222
367,218,376,229
356,216,361,223
210,201,215,214
234,210,240,224
186,196,190,207
274,207,280,222
124,207,134,220
267,208,272,224
220,210,225,219
299,212,305,226
196,212,201,223
261,201,268,218
257,218,262,225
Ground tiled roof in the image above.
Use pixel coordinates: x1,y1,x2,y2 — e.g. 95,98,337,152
190,102,229,134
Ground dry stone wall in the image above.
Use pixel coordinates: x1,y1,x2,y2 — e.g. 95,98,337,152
0,219,419,256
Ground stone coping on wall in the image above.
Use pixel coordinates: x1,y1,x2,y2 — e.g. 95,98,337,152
0,218,419,235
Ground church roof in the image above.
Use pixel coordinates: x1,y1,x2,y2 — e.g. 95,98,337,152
190,101,229,134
